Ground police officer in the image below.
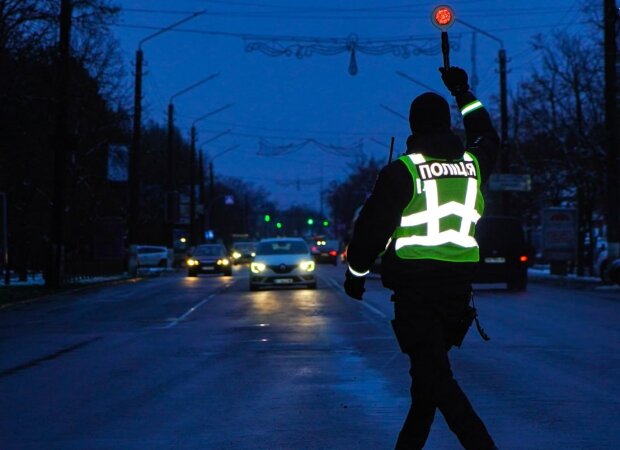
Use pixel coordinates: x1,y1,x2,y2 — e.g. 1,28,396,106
343,67,498,450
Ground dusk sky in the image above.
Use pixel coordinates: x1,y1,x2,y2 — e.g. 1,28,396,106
111,0,593,211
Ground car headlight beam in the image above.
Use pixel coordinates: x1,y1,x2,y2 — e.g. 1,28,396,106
187,258,199,266
251,262,267,273
299,260,315,272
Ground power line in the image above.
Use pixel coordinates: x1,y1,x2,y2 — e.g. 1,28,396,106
109,21,591,39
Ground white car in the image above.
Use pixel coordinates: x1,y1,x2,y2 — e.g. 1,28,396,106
135,245,169,268
249,238,316,291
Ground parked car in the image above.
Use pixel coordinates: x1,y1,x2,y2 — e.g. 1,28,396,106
310,238,340,265
249,238,316,290
593,238,610,282
230,241,257,265
135,245,170,268
186,244,232,277
608,258,620,286
473,216,531,291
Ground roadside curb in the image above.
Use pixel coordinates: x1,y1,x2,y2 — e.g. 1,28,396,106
528,270,617,291
0,275,144,311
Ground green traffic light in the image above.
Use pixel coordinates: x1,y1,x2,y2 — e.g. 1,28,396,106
307,218,314,225
323,220,329,226
276,222,282,229
264,214,271,222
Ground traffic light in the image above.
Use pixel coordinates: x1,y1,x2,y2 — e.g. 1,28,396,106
276,222,283,229
264,214,271,222
322,219,329,227
307,218,314,225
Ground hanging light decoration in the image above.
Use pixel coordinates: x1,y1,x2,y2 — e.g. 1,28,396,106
244,32,461,76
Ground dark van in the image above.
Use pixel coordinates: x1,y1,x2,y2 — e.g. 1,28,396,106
474,216,530,291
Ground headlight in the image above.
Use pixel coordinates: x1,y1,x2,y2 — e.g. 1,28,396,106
217,258,230,266
251,262,267,273
251,252,256,257
187,259,199,266
299,260,315,272
232,251,241,259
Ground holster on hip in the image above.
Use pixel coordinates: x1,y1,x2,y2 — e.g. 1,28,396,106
449,305,477,348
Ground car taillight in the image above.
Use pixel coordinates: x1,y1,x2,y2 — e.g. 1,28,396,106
328,250,337,257
311,246,318,252
519,255,528,262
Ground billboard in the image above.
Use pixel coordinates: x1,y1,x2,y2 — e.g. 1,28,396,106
542,208,577,261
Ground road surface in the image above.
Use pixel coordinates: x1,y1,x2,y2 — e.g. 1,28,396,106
1,265,619,449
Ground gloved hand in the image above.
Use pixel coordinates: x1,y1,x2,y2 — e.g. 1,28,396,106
344,268,366,301
439,66,470,96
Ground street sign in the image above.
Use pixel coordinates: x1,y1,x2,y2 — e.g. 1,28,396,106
488,174,531,192
542,208,577,261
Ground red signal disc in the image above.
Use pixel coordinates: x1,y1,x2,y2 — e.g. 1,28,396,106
431,5,455,29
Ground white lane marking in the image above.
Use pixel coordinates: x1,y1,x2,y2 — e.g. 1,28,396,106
326,277,387,320
162,280,236,329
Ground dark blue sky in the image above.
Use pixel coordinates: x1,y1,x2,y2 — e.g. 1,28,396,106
111,0,592,210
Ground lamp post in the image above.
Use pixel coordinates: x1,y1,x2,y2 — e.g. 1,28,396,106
128,9,206,248
455,19,509,214
1,192,8,285
207,144,240,231
47,0,72,288
189,106,233,245
196,131,232,243
164,73,220,246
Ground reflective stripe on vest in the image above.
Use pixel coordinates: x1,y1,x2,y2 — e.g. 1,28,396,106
394,152,484,262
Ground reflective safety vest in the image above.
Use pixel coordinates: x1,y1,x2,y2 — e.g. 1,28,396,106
392,152,484,262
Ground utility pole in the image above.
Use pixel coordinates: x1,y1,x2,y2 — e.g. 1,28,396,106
1,192,8,285
166,101,177,243
470,32,478,94
128,48,142,246
190,126,197,245
198,150,206,243
499,48,510,215
165,73,220,246
455,19,509,215
604,0,619,260
47,0,73,288
188,107,232,246
127,10,206,251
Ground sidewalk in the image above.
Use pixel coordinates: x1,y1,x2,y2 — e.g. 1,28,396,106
528,265,619,291
0,268,174,307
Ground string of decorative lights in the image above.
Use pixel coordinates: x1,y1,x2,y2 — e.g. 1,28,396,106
258,138,363,156
244,33,462,75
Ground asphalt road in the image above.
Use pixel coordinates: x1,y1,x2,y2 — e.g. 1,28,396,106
1,265,619,450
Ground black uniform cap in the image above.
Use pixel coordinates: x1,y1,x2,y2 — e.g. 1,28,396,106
409,92,451,134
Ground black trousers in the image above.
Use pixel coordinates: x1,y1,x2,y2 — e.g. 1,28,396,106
391,291,496,450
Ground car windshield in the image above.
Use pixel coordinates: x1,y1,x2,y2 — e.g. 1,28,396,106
475,218,525,249
193,245,226,257
234,243,255,252
257,241,309,255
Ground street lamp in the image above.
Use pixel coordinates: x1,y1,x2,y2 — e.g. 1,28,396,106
454,18,509,214
207,144,240,230
167,73,220,196
164,74,220,248
128,9,206,248
197,130,232,243
189,106,233,245
1,192,8,285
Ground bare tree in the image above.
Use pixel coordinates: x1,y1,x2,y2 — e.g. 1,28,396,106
512,30,606,275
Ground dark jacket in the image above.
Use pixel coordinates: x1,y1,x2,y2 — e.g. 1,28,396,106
346,91,499,295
